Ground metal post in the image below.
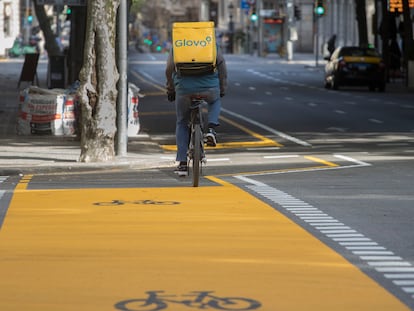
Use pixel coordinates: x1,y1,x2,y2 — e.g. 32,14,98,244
286,0,294,61
116,0,128,157
257,0,263,56
315,15,319,67
25,0,30,44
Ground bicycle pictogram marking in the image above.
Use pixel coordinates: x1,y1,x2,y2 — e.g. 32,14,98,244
93,200,180,206
114,290,262,310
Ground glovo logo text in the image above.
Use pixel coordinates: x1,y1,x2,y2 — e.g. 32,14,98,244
174,36,212,48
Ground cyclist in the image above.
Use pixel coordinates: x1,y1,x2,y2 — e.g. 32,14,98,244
165,43,227,176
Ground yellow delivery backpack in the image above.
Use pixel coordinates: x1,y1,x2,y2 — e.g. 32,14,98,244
172,21,217,76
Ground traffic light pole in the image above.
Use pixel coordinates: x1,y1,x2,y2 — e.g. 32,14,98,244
256,0,263,57
24,0,31,44
286,0,294,61
315,14,319,67
116,0,128,157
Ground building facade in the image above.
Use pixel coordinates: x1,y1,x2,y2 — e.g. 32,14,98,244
0,0,21,57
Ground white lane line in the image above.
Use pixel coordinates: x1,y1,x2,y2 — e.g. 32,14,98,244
362,256,403,260
369,118,384,124
263,155,299,159
234,175,414,302
206,158,230,162
354,251,395,255
233,154,371,177
327,233,365,238
393,281,414,286
333,154,371,166
347,246,386,250
339,242,379,246
222,108,311,147
385,274,414,279
368,261,411,267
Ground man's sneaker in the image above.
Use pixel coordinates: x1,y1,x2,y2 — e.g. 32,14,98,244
174,163,188,177
205,128,217,147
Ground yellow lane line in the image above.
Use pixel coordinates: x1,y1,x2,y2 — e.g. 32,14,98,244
219,115,283,147
14,175,33,191
0,183,408,310
161,115,282,151
215,165,330,177
162,139,281,151
214,155,339,177
304,155,339,167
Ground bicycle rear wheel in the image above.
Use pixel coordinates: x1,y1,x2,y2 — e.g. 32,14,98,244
192,124,202,187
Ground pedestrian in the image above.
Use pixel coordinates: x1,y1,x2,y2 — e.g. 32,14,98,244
327,34,336,56
389,38,401,80
165,32,227,176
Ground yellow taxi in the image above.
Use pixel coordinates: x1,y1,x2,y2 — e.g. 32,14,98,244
324,46,386,92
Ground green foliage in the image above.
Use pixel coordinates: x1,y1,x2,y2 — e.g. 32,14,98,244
130,0,145,15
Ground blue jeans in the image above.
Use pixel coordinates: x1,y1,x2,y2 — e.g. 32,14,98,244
175,88,221,162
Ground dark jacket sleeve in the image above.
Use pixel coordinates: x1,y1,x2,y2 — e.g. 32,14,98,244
216,48,227,95
165,50,175,94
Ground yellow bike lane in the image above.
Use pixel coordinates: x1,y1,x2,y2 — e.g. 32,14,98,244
0,176,409,311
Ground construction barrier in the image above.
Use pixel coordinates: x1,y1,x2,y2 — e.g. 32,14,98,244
127,83,142,137
17,86,78,136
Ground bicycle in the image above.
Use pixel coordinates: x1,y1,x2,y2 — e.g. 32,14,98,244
93,200,180,206
114,290,262,311
188,96,208,187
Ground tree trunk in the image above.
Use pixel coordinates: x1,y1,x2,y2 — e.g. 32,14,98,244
33,0,61,56
355,0,368,47
78,0,120,162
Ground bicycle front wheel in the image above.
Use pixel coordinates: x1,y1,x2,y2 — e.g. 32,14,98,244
192,124,202,187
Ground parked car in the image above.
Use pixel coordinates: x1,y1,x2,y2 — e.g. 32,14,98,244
324,46,386,92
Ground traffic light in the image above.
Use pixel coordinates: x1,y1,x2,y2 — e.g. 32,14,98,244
294,5,301,20
27,10,33,24
250,7,258,22
315,0,326,16
66,6,72,21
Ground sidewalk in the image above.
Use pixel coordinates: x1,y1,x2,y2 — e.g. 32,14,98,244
0,57,172,175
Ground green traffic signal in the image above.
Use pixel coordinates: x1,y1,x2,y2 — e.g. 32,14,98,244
250,10,258,22
315,0,326,16
315,6,325,15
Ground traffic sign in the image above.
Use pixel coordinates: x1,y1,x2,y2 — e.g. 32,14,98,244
241,0,250,10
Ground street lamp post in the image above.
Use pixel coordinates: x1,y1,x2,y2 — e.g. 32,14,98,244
228,2,234,54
